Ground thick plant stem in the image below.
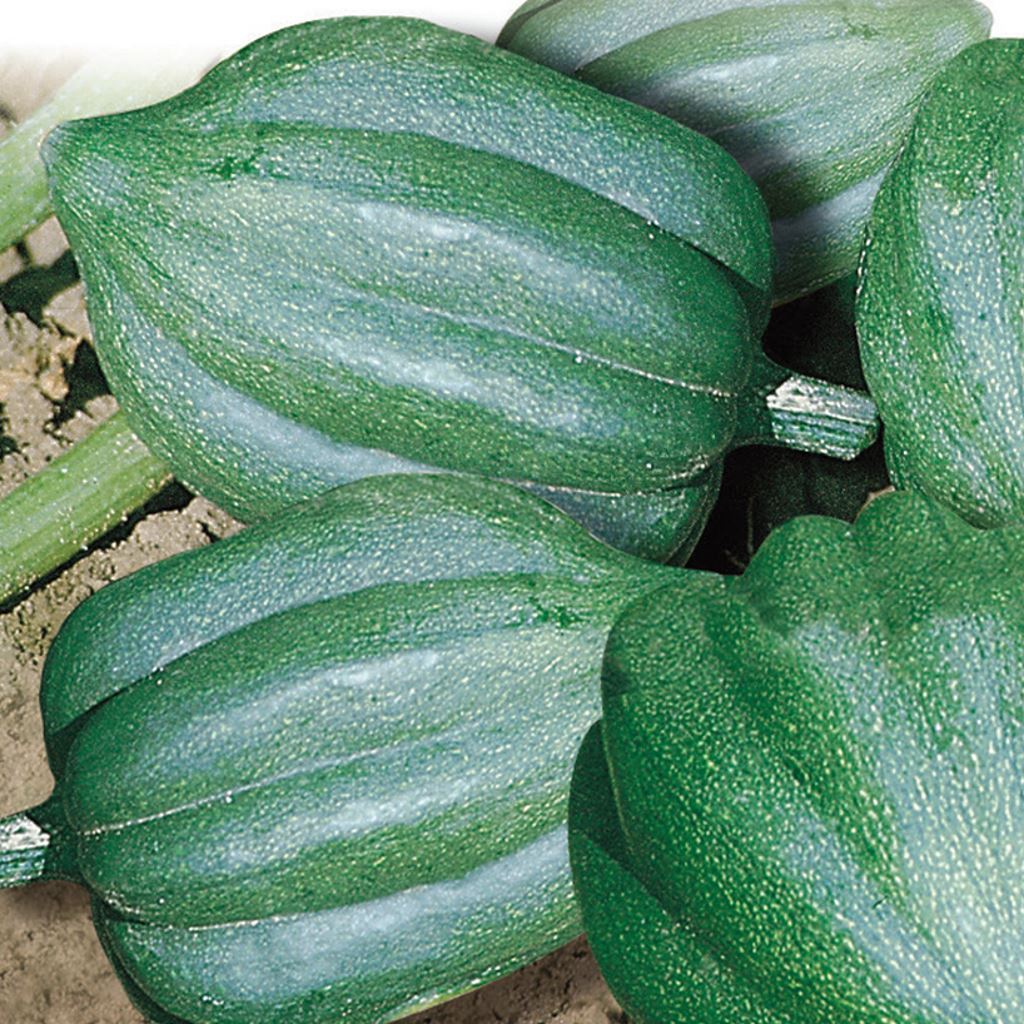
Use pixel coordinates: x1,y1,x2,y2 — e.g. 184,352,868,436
0,798,74,888
0,411,172,605
734,353,879,460
0,54,212,252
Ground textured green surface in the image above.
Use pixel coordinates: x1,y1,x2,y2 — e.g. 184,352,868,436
500,0,991,302
859,40,1024,529
42,16,873,564
571,491,1024,1021
1,473,676,1024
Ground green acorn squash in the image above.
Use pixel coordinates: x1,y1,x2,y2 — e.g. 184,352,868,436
499,0,992,303
0,473,676,1024
571,490,1024,1021
40,16,874,565
858,39,1024,529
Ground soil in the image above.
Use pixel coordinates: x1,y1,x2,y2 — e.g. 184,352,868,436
0,221,622,1022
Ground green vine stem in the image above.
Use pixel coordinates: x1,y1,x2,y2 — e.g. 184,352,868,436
0,411,172,605
734,353,879,460
0,53,212,252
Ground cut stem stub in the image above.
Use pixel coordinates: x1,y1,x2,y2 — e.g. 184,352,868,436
0,798,75,888
734,353,880,460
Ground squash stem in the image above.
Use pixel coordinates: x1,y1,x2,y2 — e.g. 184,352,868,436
0,797,75,888
733,353,879,460
0,54,212,252
0,410,172,606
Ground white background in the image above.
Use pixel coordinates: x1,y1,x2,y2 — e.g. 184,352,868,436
2,1,1023,58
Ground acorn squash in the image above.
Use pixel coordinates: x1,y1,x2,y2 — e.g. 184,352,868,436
500,0,992,302
571,490,1024,1021
0,473,676,1024
858,39,1024,529
41,16,874,564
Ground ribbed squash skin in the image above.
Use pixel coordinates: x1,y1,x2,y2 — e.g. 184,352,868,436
41,16,774,563
858,40,1024,529
499,0,992,302
571,491,1024,1022
20,474,678,1024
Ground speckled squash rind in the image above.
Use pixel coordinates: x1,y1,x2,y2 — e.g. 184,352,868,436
42,16,775,563
858,39,1024,529
13,473,677,1024
500,0,992,302
571,490,1024,1021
